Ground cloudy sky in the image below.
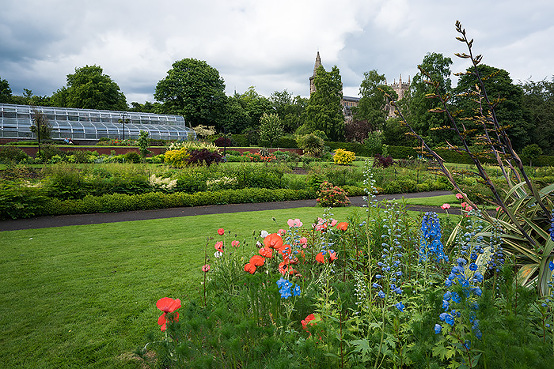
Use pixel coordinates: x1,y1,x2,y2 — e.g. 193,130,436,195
1,0,553,104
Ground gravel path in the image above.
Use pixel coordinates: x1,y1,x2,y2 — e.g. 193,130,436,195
0,190,457,231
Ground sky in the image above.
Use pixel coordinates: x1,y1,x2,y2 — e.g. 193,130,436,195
1,0,553,104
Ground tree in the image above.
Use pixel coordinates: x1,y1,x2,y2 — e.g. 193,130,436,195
258,113,283,147
521,77,554,155
30,110,52,157
155,58,227,128
270,90,307,133
51,65,127,110
0,76,12,103
303,65,344,141
454,64,531,151
405,53,453,146
354,70,396,131
220,94,250,134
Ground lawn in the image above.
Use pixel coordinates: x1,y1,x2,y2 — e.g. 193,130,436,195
0,205,366,368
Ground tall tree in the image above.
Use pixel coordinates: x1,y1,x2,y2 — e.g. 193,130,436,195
354,70,397,132
406,52,453,146
454,64,530,151
0,76,12,103
51,65,127,110
155,58,226,128
258,113,284,147
270,90,307,133
303,65,344,141
520,77,554,155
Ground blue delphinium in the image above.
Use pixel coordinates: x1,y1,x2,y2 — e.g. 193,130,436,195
549,209,554,242
420,212,448,263
276,277,300,299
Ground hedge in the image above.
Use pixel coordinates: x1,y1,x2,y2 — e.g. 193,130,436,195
326,141,372,157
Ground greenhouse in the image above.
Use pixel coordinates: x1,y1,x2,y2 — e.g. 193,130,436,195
0,103,196,141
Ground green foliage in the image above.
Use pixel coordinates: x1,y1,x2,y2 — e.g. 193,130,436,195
355,70,396,131
30,109,52,143
138,130,151,158
0,75,13,103
303,65,345,141
50,65,127,110
297,133,325,157
521,77,554,155
521,144,543,166
258,112,284,147
0,146,30,163
155,58,227,127
123,151,142,163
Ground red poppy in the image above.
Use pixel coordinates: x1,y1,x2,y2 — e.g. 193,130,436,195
264,233,283,249
301,313,315,330
278,261,289,275
214,241,224,252
259,247,273,258
217,228,225,235
329,251,338,261
316,252,325,263
250,255,265,266
244,263,256,274
336,222,348,231
231,240,240,247
156,297,181,331
202,264,210,272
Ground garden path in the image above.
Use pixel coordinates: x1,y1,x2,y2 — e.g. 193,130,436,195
0,191,456,231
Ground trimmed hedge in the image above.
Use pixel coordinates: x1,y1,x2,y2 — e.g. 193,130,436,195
1,188,317,220
326,141,372,157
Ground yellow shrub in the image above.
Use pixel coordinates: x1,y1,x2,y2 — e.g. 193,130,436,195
164,148,190,167
333,148,356,165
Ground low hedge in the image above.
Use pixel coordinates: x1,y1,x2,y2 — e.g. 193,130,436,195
326,141,372,157
1,188,318,220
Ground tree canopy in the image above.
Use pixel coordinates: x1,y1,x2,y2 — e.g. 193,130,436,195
303,65,344,141
521,77,554,155
354,70,396,132
155,58,227,128
0,76,12,103
51,65,127,110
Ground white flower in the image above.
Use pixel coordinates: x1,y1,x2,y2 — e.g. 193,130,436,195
260,230,269,238
214,251,223,258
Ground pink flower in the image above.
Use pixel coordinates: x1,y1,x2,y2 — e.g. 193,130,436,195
287,218,303,228
456,193,464,200
299,237,308,246
278,229,286,236
441,203,451,210
202,264,210,272
231,240,240,247
496,206,501,212
217,228,225,236
465,206,473,212
214,241,223,252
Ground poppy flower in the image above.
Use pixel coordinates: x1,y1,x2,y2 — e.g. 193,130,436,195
278,261,289,275
214,241,223,252
231,240,240,247
250,255,265,267
259,247,273,258
244,263,256,274
336,222,348,231
456,193,464,200
316,252,326,263
278,229,286,236
329,250,337,261
301,313,315,330
202,264,210,272
264,233,283,249
441,203,451,210
217,228,225,235
156,297,181,331
287,218,303,228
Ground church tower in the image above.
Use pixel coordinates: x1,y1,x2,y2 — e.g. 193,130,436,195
309,51,322,95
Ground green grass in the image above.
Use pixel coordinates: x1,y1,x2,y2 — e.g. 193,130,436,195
0,206,363,368
402,194,458,207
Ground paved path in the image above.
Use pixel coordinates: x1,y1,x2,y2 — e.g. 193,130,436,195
0,191,456,231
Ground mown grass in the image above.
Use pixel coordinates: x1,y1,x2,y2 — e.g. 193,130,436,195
0,205,366,368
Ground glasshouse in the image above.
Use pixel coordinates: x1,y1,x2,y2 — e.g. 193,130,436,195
0,103,196,141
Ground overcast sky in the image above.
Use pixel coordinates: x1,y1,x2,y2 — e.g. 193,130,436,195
1,0,553,104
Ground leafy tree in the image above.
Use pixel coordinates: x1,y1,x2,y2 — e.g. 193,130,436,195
155,58,226,128
236,87,273,131
521,144,542,167
51,65,127,110
521,77,554,155
10,89,51,106
354,70,396,131
30,110,52,157
270,90,307,133
138,130,151,158
129,101,163,113
405,52,453,146
258,113,283,147
454,64,531,151
303,65,344,141
0,76,12,103
220,94,250,134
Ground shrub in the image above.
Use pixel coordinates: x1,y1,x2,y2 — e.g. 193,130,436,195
187,148,224,166
123,151,142,163
214,136,233,147
297,134,325,157
316,181,350,207
333,148,356,165
164,148,190,167
373,153,395,168
0,146,30,163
